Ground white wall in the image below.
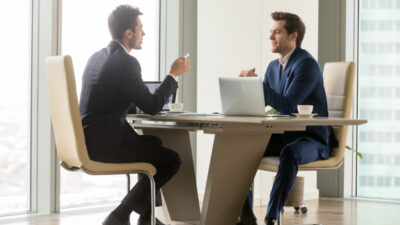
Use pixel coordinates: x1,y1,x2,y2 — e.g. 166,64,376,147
197,0,319,206
197,0,263,197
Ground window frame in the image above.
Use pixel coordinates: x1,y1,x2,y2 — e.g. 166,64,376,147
55,0,163,209
0,0,196,219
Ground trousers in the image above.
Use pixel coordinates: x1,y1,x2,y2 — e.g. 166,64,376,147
243,134,323,219
119,135,181,217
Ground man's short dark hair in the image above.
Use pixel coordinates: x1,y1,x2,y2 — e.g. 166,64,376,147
108,5,143,41
271,12,305,47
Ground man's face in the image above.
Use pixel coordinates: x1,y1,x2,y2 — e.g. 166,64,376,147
130,17,145,50
269,20,295,54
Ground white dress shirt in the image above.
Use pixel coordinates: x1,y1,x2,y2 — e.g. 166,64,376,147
279,48,295,72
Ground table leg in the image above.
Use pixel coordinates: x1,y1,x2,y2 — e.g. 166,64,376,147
201,130,271,225
142,128,200,224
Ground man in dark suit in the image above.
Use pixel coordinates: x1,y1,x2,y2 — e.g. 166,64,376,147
238,12,335,225
79,5,190,225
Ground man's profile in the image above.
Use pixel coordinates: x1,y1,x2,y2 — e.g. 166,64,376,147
79,5,190,225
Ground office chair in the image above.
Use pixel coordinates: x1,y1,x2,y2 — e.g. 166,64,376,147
259,62,356,225
45,55,157,225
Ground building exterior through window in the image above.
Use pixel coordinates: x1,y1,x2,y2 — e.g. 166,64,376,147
358,0,400,199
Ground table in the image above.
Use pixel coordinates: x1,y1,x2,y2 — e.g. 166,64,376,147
127,113,367,225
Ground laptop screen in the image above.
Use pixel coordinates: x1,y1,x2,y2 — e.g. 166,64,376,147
144,81,176,111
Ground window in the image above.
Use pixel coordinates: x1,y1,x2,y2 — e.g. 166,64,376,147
360,176,367,186
377,176,384,187
60,0,160,207
0,0,31,214
368,176,375,186
358,0,400,200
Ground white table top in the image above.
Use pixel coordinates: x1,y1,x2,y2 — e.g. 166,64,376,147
127,113,367,126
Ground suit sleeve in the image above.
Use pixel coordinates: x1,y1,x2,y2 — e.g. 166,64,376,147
263,58,320,114
118,57,178,115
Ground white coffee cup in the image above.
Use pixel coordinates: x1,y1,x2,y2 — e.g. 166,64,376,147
168,103,184,112
297,105,313,114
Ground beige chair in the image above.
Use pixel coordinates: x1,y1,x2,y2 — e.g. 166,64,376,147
45,55,157,225
258,62,356,225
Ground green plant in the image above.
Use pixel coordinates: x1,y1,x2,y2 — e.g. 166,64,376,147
346,145,363,159
266,108,278,115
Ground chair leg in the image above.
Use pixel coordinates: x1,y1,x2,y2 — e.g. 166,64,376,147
277,212,281,225
126,173,155,225
144,172,156,225
126,174,130,193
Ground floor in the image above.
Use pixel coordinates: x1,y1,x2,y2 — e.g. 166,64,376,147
1,198,400,225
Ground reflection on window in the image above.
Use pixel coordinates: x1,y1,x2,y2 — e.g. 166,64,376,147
0,0,31,214
358,0,400,200
60,0,159,207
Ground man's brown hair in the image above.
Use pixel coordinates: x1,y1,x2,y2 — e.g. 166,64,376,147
108,5,143,41
271,12,305,47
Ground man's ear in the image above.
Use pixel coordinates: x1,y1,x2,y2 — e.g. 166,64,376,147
290,32,298,43
124,29,132,39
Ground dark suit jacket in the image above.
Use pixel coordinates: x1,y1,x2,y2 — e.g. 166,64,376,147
79,41,177,162
263,47,332,159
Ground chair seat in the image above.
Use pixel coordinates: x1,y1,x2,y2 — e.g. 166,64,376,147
259,156,343,172
64,160,157,176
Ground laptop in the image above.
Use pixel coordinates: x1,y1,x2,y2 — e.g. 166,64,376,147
219,77,266,116
144,81,176,111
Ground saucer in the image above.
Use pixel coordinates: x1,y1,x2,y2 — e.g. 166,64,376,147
292,113,318,118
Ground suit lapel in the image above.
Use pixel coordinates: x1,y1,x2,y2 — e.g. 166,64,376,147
279,66,287,94
279,48,301,95
273,63,282,91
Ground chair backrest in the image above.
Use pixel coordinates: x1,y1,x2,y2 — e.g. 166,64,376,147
260,62,356,171
45,55,91,169
323,61,355,163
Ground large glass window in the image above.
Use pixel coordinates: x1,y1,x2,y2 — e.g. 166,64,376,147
60,0,160,207
0,0,31,214
358,0,400,199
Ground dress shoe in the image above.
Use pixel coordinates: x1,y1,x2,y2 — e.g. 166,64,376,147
264,217,275,225
137,216,165,225
102,213,130,225
237,207,258,225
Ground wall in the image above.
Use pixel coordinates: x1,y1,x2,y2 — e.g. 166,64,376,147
197,0,320,206
197,0,263,201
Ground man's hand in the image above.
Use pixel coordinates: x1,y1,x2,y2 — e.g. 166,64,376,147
239,68,258,77
170,57,191,77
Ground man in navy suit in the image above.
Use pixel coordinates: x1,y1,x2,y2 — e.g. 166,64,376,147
238,12,334,225
79,5,190,225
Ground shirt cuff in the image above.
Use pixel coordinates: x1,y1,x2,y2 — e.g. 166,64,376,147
167,74,178,82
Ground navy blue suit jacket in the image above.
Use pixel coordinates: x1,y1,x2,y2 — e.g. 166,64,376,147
263,47,331,159
79,41,178,162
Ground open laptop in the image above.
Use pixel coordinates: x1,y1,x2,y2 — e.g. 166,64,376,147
219,77,266,116
144,81,176,111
